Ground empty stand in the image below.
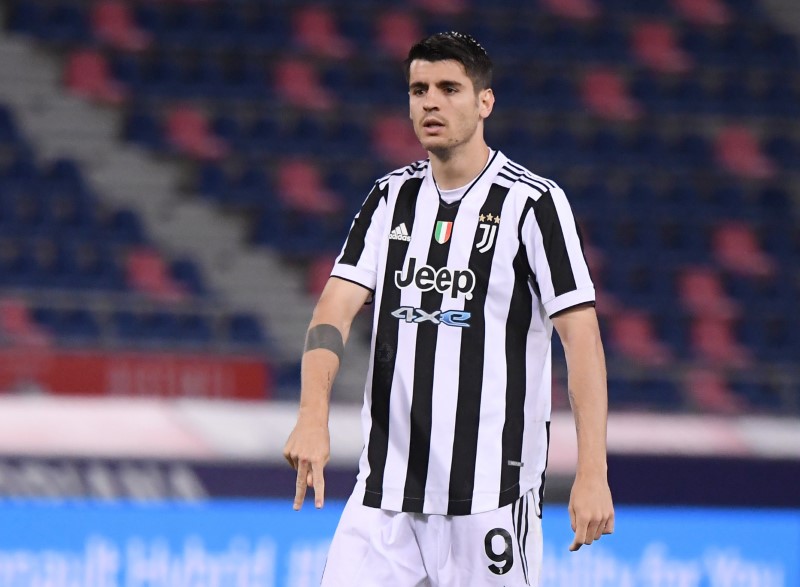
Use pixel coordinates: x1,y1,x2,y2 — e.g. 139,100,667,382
5,0,799,412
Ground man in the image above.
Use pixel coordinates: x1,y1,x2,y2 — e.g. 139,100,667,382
284,31,613,586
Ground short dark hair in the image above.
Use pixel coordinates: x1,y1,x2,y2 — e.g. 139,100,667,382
404,31,493,91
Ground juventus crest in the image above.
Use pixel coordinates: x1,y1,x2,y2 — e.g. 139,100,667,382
476,213,500,253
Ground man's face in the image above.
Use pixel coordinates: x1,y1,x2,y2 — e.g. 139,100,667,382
408,59,493,157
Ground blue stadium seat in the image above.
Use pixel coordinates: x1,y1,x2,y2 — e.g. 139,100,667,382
170,258,208,296
227,313,265,346
106,209,145,244
58,308,102,342
177,313,213,345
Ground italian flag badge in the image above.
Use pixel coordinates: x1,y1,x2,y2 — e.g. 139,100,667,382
434,221,453,244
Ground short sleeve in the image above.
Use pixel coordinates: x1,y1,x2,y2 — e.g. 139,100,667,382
521,187,595,317
330,182,388,292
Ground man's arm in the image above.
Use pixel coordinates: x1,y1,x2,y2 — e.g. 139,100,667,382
283,276,371,510
551,304,614,551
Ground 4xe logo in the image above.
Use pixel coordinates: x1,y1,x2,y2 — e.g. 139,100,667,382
394,257,476,300
391,307,471,328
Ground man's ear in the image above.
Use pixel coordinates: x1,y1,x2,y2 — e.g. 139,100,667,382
479,88,495,119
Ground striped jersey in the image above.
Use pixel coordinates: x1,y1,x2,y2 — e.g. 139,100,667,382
331,150,594,516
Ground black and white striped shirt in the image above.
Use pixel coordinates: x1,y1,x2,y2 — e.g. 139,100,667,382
332,151,594,516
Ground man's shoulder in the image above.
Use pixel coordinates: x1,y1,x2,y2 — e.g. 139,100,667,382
375,158,430,189
495,156,562,199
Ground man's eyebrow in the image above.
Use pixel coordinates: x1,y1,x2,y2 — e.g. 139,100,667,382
436,80,464,88
409,80,466,89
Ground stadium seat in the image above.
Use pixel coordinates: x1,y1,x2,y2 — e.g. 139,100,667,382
677,266,739,319
91,0,151,51
292,5,353,59
581,68,642,121
372,115,427,167
690,317,751,367
714,126,777,180
540,0,600,20
64,49,127,104
170,258,208,296
631,21,692,73
306,254,337,296
125,248,186,302
712,221,776,279
683,368,744,414
276,160,343,214
375,10,423,60
165,105,229,161
274,59,335,111
671,0,731,26
227,313,266,346
0,297,50,346
413,0,469,15
608,312,672,366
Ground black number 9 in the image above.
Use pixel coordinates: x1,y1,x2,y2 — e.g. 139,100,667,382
484,528,514,575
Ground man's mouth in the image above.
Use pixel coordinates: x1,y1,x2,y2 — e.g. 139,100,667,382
423,118,445,128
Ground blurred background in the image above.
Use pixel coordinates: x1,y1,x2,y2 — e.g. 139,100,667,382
0,0,798,584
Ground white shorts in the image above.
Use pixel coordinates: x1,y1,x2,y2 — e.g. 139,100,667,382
321,490,542,587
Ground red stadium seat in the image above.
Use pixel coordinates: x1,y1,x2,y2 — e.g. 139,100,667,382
165,106,228,161
64,49,126,104
91,0,151,51
413,0,469,15
307,254,337,295
712,221,776,278
715,126,777,180
609,312,672,366
632,21,692,73
277,160,343,214
677,266,739,319
376,11,423,60
126,248,186,302
293,5,353,59
372,115,427,167
0,298,51,346
274,59,335,111
581,68,642,121
671,0,731,26
690,317,751,367
540,0,600,21
683,368,744,414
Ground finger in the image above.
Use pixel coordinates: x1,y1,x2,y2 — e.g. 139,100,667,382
293,461,309,511
594,521,605,541
569,518,588,552
311,460,326,509
585,519,601,543
307,470,314,487
603,514,615,534
568,504,577,532
284,452,296,469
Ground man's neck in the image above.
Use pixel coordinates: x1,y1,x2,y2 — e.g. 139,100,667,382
429,141,491,190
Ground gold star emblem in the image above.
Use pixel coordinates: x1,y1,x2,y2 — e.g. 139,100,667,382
479,214,486,222
486,213,494,222
494,215,501,224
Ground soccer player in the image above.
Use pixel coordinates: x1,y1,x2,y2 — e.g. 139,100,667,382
284,31,614,586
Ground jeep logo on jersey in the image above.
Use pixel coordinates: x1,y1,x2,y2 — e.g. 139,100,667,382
394,257,475,300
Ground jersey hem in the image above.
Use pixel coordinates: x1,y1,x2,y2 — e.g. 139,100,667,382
543,286,596,317
331,264,376,293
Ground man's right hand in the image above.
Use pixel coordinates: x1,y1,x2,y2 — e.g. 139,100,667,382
283,416,330,510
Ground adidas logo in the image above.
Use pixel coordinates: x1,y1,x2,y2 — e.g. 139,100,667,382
389,223,411,242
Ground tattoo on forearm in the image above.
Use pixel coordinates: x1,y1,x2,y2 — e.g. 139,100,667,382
305,324,344,363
